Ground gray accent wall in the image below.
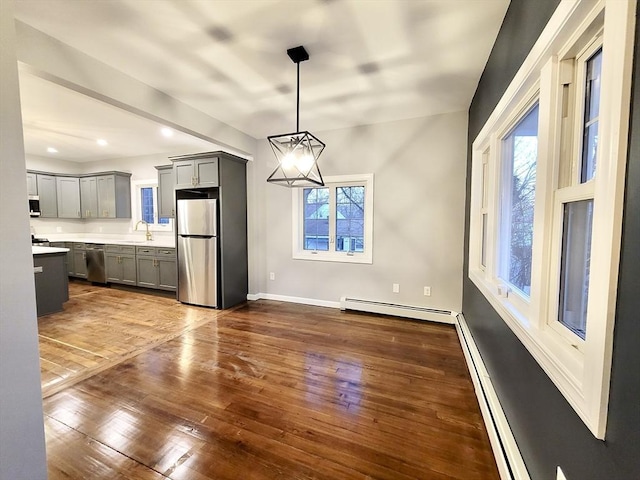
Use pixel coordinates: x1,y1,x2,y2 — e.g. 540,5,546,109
463,1,640,479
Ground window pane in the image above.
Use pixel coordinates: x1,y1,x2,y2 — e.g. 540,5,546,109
303,187,329,251
141,187,154,224
481,213,488,268
499,104,539,295
336,186,365,252
558,200,593,340
581,48,602,183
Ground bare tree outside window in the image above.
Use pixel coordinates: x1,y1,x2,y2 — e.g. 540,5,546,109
500,104,539,295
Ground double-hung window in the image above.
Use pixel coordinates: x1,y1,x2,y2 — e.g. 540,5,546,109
468,0,633,439
292,174,373,263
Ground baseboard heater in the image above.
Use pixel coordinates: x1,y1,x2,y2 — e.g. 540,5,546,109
456,313,530,480
340,297,456,324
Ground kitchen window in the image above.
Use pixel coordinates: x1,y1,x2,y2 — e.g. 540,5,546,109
292,174,373,264
133,180,172,231
468,0,634,439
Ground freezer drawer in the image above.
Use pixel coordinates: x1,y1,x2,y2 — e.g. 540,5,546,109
177,236,217,307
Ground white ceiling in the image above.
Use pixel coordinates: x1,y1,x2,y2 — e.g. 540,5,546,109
14,0,509,162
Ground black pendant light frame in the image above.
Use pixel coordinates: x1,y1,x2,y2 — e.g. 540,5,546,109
267,46,325,187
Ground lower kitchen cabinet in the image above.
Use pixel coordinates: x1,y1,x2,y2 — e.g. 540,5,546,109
105,245,136,285
71,243,88,278
136,246,176,291
50,242,74,275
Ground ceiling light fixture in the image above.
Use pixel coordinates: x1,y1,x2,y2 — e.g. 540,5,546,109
97,139,108,146
161,127,174,138
47,147,58,153
267,46,325,187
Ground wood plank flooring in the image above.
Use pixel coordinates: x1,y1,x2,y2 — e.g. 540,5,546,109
40,283,499,479
38,280,227,397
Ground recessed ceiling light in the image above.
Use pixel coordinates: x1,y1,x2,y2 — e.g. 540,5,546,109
47,147,58,153
161,127,174,138
97,139,108,146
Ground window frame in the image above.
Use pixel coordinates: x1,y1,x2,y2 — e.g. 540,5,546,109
131,179,173,232
292,174,374,264
468,0,634,440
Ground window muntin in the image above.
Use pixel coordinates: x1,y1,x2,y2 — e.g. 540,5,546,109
558,199,593,340
499,104,539,296
581,48,602,183
293,174,373,264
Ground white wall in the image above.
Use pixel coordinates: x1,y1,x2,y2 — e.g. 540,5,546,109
0,0,48,478
251,112,468,312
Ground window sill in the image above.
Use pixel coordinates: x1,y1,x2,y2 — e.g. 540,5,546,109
469,269,592,434
293,251,372,264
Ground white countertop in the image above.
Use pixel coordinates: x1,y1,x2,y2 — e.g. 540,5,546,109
44,235,175,248
33,246,70,255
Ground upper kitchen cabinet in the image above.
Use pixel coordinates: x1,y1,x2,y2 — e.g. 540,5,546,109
155,165,174,218
173,155,219,189
36,174,58,218
80,176,98,218
56,176,81,218
96,173,131,218
26,172,38,196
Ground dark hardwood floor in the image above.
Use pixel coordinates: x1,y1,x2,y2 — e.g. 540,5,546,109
41,283,499,479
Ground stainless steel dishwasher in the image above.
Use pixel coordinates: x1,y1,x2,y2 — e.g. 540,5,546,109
85,244,106,283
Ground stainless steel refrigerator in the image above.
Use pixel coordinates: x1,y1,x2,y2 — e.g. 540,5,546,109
177,198,218,307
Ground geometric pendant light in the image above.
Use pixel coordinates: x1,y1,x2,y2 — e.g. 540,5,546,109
267,46,325,187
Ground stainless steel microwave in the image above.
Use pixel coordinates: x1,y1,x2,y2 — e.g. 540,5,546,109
29,195,41,217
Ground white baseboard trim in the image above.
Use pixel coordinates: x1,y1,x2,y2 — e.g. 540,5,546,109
456,313,530,480
246,292,341,309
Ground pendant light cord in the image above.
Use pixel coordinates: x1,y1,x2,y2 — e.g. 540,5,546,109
296,61,300,132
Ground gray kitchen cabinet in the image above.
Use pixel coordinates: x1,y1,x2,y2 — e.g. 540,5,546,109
33,251,69,316
36,174,58,218
27,172,38,196
105,244,136,285
156,165,175,218
96,173,131,218
218,154,248,309
56,176,81,218
71,243,88,278
156,248,177,291
173,156,219,189
136,246,176,291
49,242,73,276
135,247,157,288
80,176,98,218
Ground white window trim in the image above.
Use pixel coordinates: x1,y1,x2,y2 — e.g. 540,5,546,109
292,173,374,264
468,0,635,439
131,179,173,232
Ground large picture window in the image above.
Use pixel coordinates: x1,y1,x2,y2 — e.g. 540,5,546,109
293,174,373,264
468,0,633,439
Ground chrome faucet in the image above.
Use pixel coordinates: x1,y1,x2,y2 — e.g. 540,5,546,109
135,220,153,241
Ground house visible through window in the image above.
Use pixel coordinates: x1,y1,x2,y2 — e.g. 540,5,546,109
293,174,373,264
